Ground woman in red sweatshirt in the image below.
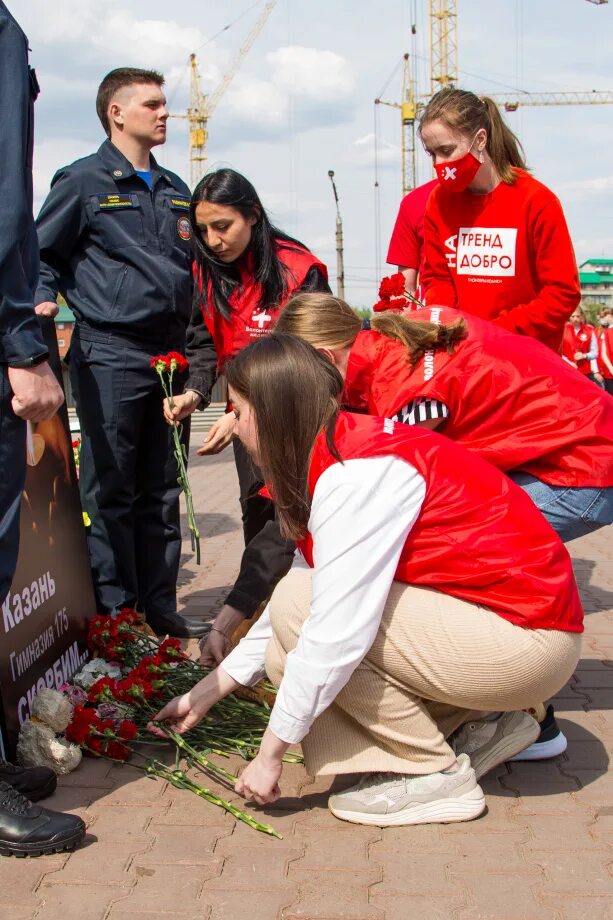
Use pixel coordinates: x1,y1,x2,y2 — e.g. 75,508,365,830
419,88,580,353
152,334,583,827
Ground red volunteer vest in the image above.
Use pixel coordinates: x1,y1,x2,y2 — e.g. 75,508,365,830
562,322,594,376
197,241,327,369
343,307,613,487
300,413,583,632
597,326,613,380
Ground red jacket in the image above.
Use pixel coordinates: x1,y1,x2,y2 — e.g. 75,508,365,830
343,307,613,487
197,241,327,369
300,412,583,632
421,170,580,353
563,322,595,376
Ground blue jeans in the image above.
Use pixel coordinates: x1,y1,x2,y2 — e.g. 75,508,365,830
508,472,613,543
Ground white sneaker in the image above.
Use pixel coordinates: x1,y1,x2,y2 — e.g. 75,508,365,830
450,711,540,781
327,753,485,827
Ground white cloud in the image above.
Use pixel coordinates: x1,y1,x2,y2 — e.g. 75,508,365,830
25,2,205,71
267,46,356,101
218,46,356,133
349,132,400,169
557,174,613,201
33,137,94,212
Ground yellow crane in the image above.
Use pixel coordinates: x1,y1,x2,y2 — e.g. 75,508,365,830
378,0,613,195
174,1,277,187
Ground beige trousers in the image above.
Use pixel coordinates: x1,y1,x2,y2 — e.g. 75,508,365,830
265,568,581,777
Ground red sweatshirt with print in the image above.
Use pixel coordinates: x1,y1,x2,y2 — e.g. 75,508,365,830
421,169,580,353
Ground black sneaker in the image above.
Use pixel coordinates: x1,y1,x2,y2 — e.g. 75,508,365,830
509,704,568,761
0,760,57,802
0,781,86,857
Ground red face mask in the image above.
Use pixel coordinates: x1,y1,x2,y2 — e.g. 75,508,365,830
434,141,481,193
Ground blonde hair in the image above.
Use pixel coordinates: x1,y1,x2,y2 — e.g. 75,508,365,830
419,87,527,185
276,292,467,367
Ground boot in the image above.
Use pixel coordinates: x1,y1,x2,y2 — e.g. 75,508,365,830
0,781,86,857
0,759,57,802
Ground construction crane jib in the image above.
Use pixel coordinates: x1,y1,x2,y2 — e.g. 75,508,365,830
176,1,277,187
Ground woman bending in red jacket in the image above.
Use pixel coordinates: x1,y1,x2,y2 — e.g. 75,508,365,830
276,293,613,542
419,87,580,353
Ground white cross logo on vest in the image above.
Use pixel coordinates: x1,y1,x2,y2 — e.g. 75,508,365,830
252,311,272,329
443,166,457,181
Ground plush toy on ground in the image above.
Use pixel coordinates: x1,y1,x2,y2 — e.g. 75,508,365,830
17,688,82,774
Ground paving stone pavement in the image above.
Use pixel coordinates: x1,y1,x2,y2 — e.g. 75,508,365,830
3,447,613,920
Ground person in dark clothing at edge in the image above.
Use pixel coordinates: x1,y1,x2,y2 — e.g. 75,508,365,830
163,169,330,664
35,67,208,639
0,0,86,857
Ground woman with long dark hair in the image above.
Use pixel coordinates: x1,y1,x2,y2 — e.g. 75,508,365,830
419,87,580,353
165,169,330,663
152,334,583,827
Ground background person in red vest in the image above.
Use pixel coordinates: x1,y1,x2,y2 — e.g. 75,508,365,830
151,335,583,827
563,307,601,385
419,88,580,353
164,169,330,663
596,308,613,395
386,178,438,299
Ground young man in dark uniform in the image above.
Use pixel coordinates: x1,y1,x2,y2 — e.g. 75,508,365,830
0,0,85,856
35,68,207,638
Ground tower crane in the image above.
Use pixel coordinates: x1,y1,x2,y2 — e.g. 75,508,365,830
378,0,613,195
173,1,277,187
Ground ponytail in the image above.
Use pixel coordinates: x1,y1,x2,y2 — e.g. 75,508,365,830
419,87,527,185
371,311,467,365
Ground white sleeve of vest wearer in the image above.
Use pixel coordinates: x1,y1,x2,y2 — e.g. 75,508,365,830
268,455,426,745
220,603,272,688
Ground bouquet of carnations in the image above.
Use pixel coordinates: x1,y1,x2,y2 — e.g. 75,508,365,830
61,609,299,836
150,351,200,563
373,271,424,312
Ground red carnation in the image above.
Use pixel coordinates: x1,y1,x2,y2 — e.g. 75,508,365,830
165,351,189,373
105,740,130,761
150,355,170,371
65,705,102,744
117,720,139,741
158,637,186,661
87,676,119,704
378,272,406,299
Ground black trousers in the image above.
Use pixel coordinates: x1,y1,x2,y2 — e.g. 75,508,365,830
0,367,26,607
226,438,296,618
69,332,188,618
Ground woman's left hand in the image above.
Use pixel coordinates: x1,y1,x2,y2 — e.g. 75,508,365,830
235,753,283,805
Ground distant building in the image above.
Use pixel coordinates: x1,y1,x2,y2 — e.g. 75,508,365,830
54,303,75,360
579,258,613,309
53,303,75,406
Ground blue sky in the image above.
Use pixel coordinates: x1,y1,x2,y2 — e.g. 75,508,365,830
17,0,613,306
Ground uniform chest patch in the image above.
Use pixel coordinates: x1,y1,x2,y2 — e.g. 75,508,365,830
177,217,191,240
96,194,135,209
170,198,190,210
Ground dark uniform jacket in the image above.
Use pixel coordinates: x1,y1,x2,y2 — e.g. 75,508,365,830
35,140,193,349
0,1,47,366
